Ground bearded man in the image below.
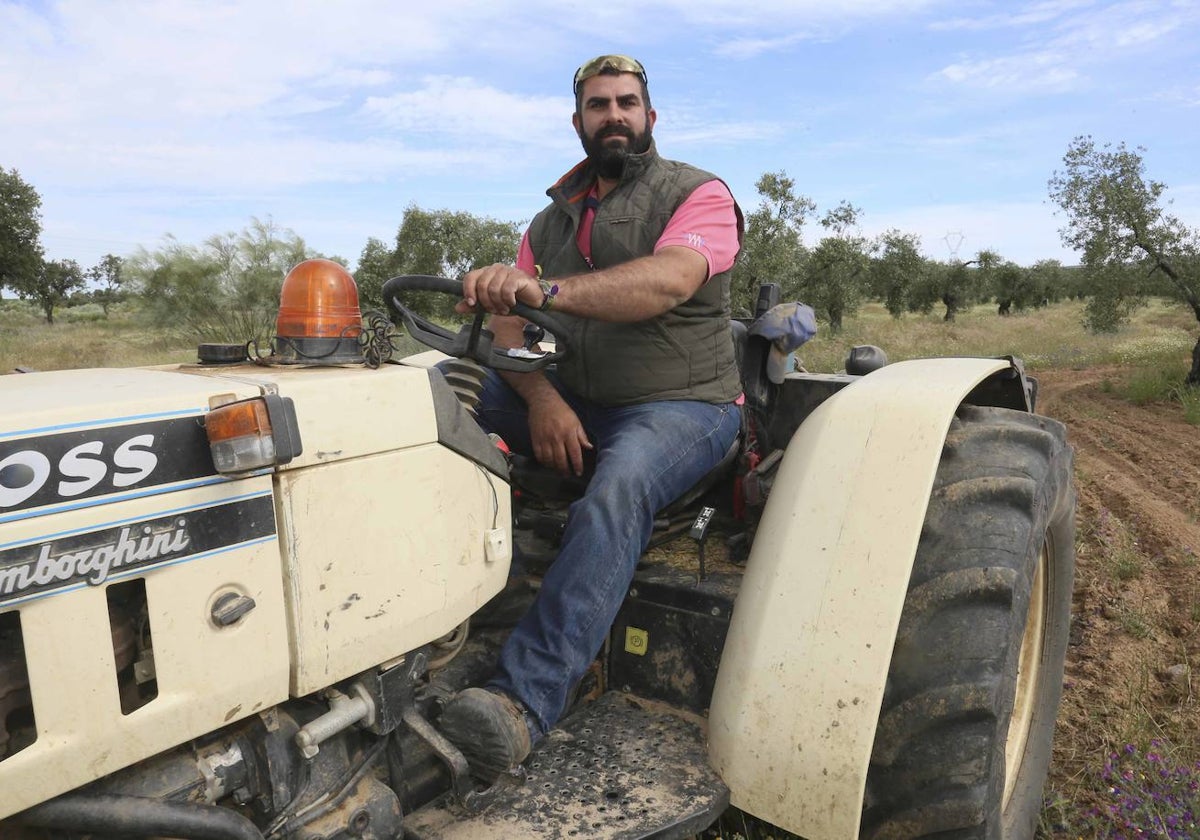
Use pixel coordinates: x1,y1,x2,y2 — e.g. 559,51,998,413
438,54,744,782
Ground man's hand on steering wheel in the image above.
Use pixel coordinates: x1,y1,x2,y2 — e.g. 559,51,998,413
382,274,569,373
457,264,547,316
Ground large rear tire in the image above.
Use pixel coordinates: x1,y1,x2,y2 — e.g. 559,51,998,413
860,405,1075,840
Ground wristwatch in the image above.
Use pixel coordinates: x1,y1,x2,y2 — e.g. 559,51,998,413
538,278,559,312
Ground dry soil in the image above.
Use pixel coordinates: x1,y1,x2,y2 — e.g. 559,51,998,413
1035,367,1200,809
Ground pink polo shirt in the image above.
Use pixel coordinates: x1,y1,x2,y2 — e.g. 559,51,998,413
515,179,739,281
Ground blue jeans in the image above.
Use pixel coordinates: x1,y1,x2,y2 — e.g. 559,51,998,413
470,369,741,736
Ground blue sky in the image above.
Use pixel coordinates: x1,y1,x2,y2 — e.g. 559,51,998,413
2,0,1198,273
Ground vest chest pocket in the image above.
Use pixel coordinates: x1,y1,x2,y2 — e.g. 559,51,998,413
593,215,659,264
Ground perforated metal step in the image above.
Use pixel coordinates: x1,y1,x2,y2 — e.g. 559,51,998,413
403,691,729,840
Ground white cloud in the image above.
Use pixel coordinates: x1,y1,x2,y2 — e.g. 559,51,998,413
642,0,945,28
0,1,523,132
928,0,1198,95
931,0,1096,31
655,97,789,148
25,135,499,192
1055,1,1193,51
713,33,818,61
362,77,572,147
661,122,786,147
932,52,1081,94
705,0,949,58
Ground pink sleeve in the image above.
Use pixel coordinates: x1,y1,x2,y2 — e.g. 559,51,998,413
515,231,537,277
654,180,740,279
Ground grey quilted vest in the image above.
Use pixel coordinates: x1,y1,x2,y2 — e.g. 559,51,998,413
526,143,743,406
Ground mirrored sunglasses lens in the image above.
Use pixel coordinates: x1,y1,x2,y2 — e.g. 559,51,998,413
574,55,644,88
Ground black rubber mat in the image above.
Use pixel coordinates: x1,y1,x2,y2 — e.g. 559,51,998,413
403,691,729,839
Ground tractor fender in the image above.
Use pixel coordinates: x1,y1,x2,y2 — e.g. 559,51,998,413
708,356,1016,840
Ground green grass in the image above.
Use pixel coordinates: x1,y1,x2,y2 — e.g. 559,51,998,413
1111,361,1200,426
1081,504,1145,582
0,298,434,373
1174,383,1200,426
0,299,198,372
796,297,1197,376
1116,605,1153,639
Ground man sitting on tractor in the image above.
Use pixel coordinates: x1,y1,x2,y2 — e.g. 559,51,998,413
438,54,744,781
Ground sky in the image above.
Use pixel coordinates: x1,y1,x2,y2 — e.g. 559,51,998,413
3,0,1199,274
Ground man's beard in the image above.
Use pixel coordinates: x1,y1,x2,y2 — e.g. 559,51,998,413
581,123,652,180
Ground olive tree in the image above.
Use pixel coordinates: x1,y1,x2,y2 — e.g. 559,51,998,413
1029,259,1067,305
870,229,928,318
731,171,815,316
931,252,995,322
803,202,870,333
973,250,1043,317
1048,135,1200,384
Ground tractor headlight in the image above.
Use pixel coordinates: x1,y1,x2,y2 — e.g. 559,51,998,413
205,394,302,474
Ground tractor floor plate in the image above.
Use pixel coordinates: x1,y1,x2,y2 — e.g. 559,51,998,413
403,691,729,840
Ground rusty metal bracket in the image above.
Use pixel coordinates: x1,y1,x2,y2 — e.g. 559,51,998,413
400,707,525,813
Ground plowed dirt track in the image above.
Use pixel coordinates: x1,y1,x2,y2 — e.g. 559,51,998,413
1036,367,1200,810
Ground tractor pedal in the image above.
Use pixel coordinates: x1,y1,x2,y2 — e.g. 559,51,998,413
403,691,729,839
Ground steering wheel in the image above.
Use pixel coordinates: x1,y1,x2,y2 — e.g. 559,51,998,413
381,275,572,373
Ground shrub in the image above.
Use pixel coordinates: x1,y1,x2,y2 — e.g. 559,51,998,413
63,303,107,324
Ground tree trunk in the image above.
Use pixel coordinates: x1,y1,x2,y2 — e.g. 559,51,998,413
942,292,958,322
1188,335,1200,387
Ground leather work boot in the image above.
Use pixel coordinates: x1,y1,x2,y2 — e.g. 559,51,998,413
438,687,533,782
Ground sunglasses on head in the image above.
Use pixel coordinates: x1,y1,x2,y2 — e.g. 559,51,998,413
573,55,648,94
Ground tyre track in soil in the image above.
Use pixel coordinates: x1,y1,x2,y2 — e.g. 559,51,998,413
1032,366,1200,806
1035,367,1200,563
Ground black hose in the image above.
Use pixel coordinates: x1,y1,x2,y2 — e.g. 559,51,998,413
17,793,264,840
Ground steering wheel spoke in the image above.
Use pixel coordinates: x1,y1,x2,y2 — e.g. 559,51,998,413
382,274,571,372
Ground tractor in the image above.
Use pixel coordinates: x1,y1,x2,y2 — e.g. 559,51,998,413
0,259,1074,839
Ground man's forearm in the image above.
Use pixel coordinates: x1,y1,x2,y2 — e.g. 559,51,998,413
459,247,709,323
551,247,707,322
486,314,565,407
497,367,562,407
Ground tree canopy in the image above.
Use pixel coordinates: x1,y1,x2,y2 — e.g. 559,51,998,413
870,230,927,318
356,205,522,319
731,171,815,316
0,167,44,294
1049,135,1199,383
87,253,126,315
12,259,85,324
802,202,870,333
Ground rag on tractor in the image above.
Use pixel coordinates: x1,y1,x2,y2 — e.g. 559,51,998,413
0,259,1074,839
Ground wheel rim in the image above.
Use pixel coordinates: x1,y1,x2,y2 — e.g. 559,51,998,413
1003,540,1049,808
